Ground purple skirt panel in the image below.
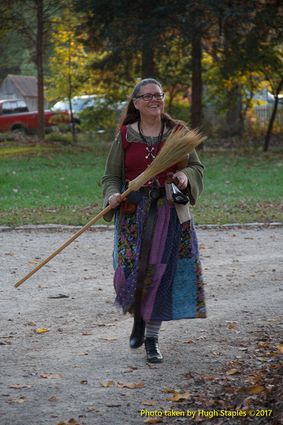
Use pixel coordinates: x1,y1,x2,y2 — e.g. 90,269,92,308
113,195,206,321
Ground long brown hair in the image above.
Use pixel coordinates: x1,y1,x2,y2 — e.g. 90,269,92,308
118,78,188,130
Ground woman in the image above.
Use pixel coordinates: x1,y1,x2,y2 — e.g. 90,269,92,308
102,78,206,363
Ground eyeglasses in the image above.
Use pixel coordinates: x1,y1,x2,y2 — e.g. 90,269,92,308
135,93,165,101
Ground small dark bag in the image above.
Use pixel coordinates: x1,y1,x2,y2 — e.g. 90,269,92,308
171,183,189,205
120,190,142,215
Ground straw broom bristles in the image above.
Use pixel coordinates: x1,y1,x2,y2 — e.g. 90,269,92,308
128,127,205,191
15,126,204,289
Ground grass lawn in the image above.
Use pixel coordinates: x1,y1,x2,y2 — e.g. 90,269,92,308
0,139,282,226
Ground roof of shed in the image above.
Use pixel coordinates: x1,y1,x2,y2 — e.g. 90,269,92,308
3,74,37,97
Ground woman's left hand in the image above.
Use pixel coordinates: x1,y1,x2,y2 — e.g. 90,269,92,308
172,171,188,191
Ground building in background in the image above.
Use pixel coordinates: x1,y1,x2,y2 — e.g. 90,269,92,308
0,74,48,111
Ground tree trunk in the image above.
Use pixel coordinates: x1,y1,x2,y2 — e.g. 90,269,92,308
263,77,283,152
36,0,45,142
225,85,244,137
141,32,154,78
67,32,77,144
191,32,202,131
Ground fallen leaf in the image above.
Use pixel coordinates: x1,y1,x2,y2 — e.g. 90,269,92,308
142,400,157,406
0,336,13,345
166,391,191,401
161,388,176,393
29,259,39,265
8,384,32,389
258,341,269,349
48,294,69,299
55,420,81,425
6,396,26,404
106,403,122,407
25,322,37,327
48,395,58,402
226,369,241,375
80,380,88,385
117,382,144,389
97,322,116,327
249,384,266,394
123,366,138,373
82,331,93,336
40,373,64,379
277,344,283,354
102,337,117,341
144,418,163,424
35,328,49,334
99,380,114,388
86,406,96,412
183,339,194,344
247,371,264,384
227,322,238,331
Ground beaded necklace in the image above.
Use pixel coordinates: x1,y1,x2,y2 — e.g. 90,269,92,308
138,120,165,160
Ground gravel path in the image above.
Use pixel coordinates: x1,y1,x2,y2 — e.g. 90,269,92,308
0,225,282,425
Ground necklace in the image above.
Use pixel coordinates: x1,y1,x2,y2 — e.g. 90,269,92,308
138,120,164,160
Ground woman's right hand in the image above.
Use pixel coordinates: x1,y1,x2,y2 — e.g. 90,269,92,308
108,193,122,208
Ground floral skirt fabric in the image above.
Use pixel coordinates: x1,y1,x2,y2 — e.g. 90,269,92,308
113,194,206,321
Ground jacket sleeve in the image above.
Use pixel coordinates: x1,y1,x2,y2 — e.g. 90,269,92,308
101,133,124,221
181,149,204,205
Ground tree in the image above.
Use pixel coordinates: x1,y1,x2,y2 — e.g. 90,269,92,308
75,0,180,79
155,35,192,112
75,0,208,129
203,0,283,139
258,48,283,152
47,3,98,141
5,0,64,141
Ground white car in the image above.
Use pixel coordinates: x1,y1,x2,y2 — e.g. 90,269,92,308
51,95,98,114
52,95,126,114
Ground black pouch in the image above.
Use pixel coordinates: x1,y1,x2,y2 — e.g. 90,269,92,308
120,189,142,215
126,190,143,204
171,183,189,205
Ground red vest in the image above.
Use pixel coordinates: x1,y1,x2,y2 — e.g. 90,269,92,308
120,125,176,187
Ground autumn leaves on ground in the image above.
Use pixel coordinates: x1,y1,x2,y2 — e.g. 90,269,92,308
0,226,282,424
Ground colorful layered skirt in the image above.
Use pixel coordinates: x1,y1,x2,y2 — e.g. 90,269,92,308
113,194,206,322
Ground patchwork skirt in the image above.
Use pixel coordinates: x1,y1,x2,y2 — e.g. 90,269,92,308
113,194,206,321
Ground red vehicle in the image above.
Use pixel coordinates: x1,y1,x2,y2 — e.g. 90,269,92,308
0,99,70,133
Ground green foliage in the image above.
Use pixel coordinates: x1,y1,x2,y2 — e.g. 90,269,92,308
78,105,119,132
47,6,95,101
0,141,282,226
168,101,190,124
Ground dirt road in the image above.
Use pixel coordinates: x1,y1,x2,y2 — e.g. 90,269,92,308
0,225,282,425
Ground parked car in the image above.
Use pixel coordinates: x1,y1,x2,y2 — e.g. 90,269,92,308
51,95,126,115
253,89,283,105
0,99,70,133
51,95,126,131
51,95,98,115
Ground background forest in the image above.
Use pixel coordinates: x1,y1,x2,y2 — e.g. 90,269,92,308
0,0,282,149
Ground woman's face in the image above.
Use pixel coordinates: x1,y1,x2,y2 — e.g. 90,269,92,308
133,83,165,120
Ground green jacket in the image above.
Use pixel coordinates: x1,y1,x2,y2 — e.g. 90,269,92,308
101,128,204,221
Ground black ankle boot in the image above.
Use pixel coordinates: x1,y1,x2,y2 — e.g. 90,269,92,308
144,337,163,363
129,315,145,349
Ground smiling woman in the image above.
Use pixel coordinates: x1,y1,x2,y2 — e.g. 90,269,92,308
102,78,206,364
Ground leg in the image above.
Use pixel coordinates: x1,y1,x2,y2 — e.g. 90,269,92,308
144,320,163,363
129,310,145,349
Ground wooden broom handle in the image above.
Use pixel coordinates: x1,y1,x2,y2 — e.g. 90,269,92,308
15,188,132,288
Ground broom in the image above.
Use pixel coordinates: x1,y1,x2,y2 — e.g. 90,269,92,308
14,127,205,288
